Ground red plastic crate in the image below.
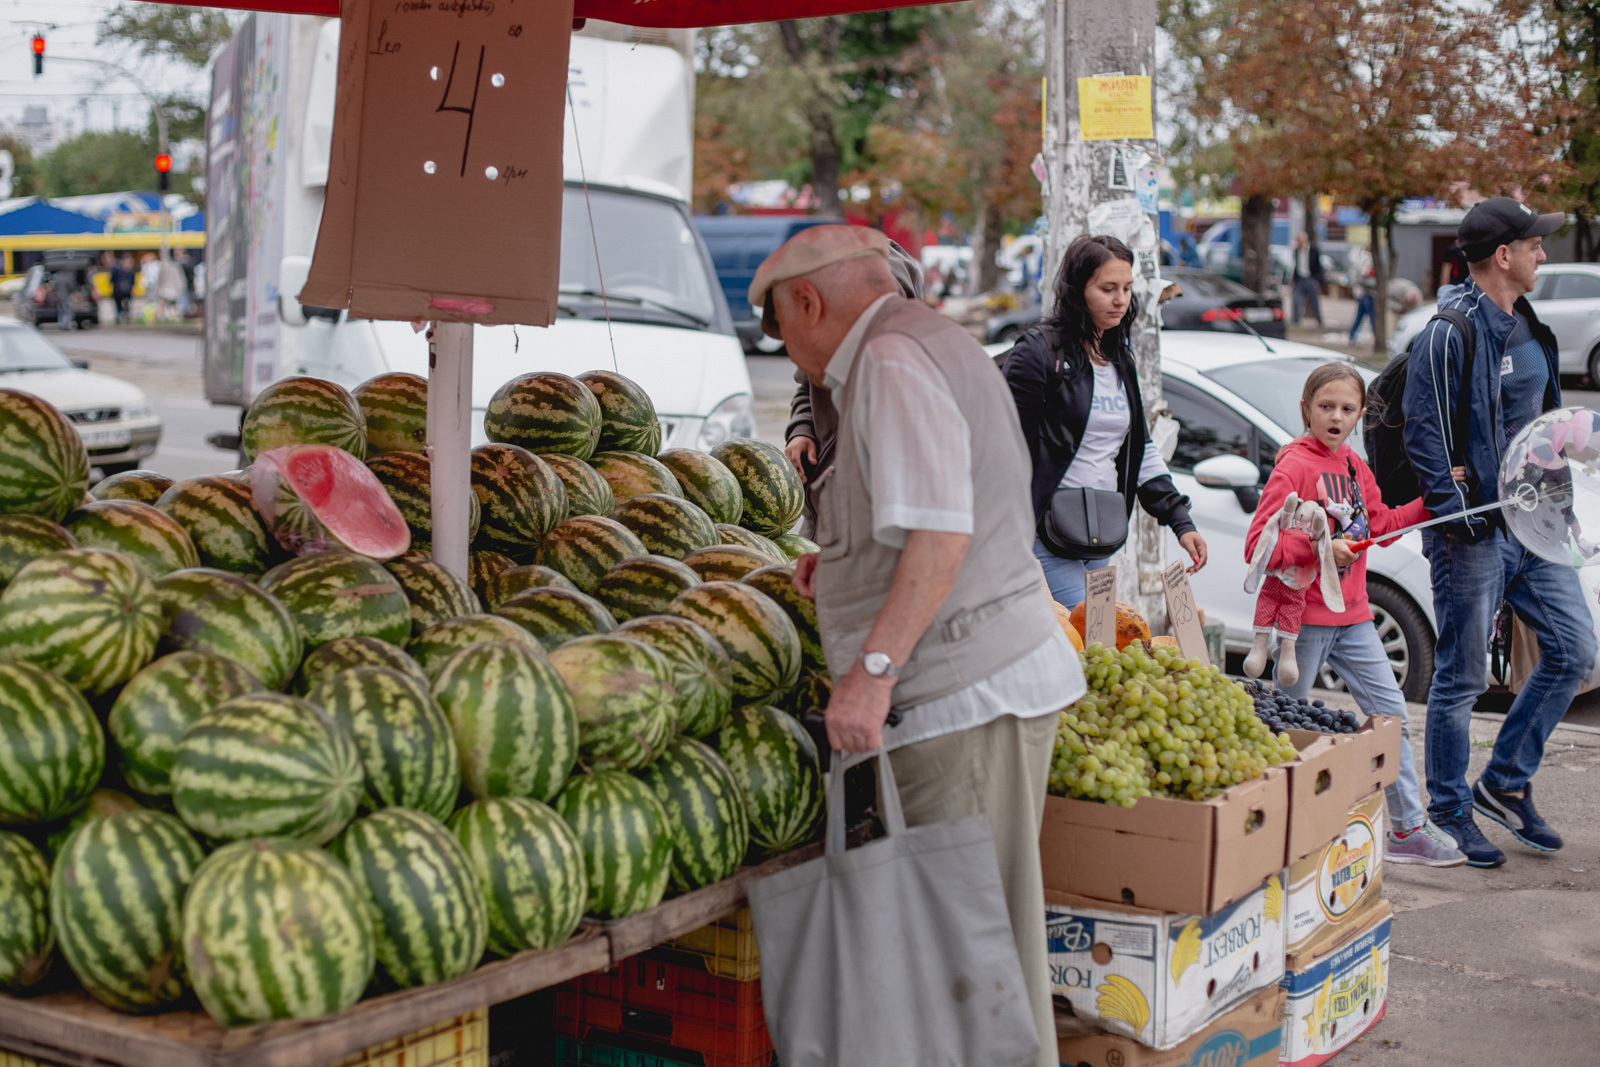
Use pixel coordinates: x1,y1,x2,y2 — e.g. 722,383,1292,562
556,956,774,1067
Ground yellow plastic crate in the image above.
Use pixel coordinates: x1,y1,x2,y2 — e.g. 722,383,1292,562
1,1053,49,1067
332,1007,488,1067
660,906,760,982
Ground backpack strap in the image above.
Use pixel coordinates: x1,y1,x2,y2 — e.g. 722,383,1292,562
1430,307,1475,466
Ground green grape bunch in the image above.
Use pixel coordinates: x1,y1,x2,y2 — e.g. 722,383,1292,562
1050,641,1299,807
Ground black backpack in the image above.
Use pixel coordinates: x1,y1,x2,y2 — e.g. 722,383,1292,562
1363,308,1475,506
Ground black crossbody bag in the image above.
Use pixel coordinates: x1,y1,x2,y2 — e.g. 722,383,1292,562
1031,327,1129,560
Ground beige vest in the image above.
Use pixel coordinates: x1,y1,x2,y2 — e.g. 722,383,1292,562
813,297,1058,709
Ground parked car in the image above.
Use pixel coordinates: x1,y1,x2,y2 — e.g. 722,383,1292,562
1196,218,1292,292
13,253,99,330
693,215,830,353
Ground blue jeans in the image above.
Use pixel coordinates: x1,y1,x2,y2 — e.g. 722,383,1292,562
1032,538,1110,608
1422,528,1596,818
1348,292,1375,341
1275,622,1425,832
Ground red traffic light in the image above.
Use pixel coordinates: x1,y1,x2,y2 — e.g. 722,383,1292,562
31,36,44,56
153,153,173,173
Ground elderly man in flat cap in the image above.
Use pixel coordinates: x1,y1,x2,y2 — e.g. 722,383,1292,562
751,224,1085,1067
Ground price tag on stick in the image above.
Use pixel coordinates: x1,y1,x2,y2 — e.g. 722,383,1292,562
1083,565,1118,648
1161,561,1211,665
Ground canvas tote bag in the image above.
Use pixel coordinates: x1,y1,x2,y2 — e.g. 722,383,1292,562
746,750,1039,1067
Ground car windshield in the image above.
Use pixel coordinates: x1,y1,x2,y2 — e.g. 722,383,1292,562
0,326,72,372
1203,357,1378,456
560,187,716,326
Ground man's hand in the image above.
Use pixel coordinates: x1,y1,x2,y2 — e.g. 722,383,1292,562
1179,530,1208,573
785,436,818,481
793,552,818,600
824,661,895,753
1330,538,1358,568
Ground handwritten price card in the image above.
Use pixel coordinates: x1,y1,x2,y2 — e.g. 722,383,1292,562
1083,565,1117,648
1161,560,1211,665
302,0,574,325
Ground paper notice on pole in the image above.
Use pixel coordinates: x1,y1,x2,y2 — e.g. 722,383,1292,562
1077,75,1154,141
1087,198,1158,253
1162,561,1211,665
1083,565,1117,648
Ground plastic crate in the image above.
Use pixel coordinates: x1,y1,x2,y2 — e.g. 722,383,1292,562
0,1053,51,1067
554,1037,702,1067
330,1007,489,1067
655,907,759,982
556,957,772,1067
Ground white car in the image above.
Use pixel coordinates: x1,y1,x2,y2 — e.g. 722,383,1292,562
0,319,161,475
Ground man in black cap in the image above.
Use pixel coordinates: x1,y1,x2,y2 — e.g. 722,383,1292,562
1400,197,1596,868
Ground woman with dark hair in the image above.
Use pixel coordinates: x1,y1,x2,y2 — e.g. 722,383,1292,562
1004,234,1207,607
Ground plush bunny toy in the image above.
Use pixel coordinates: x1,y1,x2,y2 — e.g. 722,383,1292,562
1243,493,1345,686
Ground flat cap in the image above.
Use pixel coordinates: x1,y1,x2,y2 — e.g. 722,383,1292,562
748,224,892,309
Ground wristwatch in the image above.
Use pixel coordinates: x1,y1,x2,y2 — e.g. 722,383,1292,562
861,651,901,678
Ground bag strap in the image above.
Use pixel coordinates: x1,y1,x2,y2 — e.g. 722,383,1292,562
1431,307,1475,466
827,750,907,854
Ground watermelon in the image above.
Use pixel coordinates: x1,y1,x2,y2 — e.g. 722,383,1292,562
666,581,801,705
553,770,672,920
782,666,834,718
408,613,539,680
611,493,719,561
488,563,577,607
329,808,486,989
683,544,774,583
534,516,647,595
385,556,480,638
63,499,200,578
90,469,173,505
640,737,749,892
449,797,586,956
539,452,613,517
366,450,482,551
494,587,615,651
743,564,824,669
353,371,428,454
295,635,430,694
170,693,363,845
41,788,144,861
593,554,700,623
711,438,804,537
0,388,90,523
717,703,825,857
252,444,411,560
588,450,681,505
617,615,734,739
240,376,367,462
657,449,744,526
432,641,578,802
714,524,786,563
259,550,412,649
484,371,603,460
0,514,76,593
154,568,303,691
469,549,516,605
182,838,374,1025
0,661,103,824
108,651,263,799
0,548,162,695
471,443,568,561
547,634,676,771
307,667,460,820
156,475,286,577
771,532,820,560
51,810,205,1013
577,370,662,455
0,831,52,992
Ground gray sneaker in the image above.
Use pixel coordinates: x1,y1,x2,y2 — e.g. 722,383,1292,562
1386,820,1468,867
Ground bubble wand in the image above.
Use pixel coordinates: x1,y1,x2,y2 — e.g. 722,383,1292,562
1342,485,1542,553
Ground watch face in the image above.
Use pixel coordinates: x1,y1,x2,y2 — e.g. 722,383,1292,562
864,652,892,676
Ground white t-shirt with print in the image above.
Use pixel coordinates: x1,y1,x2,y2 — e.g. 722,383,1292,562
1059,362,1129,490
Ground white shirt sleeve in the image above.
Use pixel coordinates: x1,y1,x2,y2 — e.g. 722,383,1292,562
1136,436,1171,486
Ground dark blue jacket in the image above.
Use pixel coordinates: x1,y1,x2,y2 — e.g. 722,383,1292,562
1400,277,1560,542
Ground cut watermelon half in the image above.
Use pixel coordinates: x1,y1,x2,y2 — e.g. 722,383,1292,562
253,444,412,560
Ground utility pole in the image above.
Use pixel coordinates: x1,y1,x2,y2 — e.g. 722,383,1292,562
1042,0,1168,627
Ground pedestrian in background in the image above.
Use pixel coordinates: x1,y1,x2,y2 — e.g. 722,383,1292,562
1347,244,1376,343
111,254,135,325
1291,231,1324,326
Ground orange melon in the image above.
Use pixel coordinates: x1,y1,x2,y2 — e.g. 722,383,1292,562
1054,602,1085,651
1067,600,1150,651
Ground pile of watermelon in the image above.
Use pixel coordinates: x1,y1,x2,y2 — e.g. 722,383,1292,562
0,368,834,1029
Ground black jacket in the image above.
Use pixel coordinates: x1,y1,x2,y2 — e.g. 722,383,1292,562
1001,325,1196,539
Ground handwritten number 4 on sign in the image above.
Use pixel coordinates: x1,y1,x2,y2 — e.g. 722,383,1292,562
436,42,485,177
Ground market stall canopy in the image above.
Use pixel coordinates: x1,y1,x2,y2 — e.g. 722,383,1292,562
149,0,944,27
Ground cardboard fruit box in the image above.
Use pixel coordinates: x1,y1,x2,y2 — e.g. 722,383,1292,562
1350,713,1402,796
1279,730,1364,865
1056,985,1286,1067
1285,789,1386,957
1279,901,1392,1067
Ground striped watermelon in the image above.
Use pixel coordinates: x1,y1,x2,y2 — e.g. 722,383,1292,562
657,449,744,525
109,651,263,799
539,452,613,517
547,634,676,771
714,524,786,563
240,376,368,462
717,703,824,857
711,438,804,537
0,548,162,695
307,667,460,820
329,808,486,989
0,388,90,523
353,371,428,454
617,615,734,739
259,550,412,649
182,838,375,1025
156,475,286,577
469,549,516,605
154,568,303,691
594,555,700,623
51,810,205,1012
0,514,76,593
90,470,174,505
535,516,646,594
0,831,51,992
611,493,718,560
432,641,578,802
252,444,411,560
640,737,749,892
170,693,364,845
0,661,102,824
488,563,577,608
588,451,682,505
553,770,672,920
295,635,430,694
448,797,586,956
366,451,482,551
484,371,603,460
408,613,539,680
385,556,480,638
495,587,616,651
64,499,200,578
742,564,824,669
771,532,820,560
42,788,144,862
684,545,775,583
666,581,801,705
471,444,568,560
577,370,661,455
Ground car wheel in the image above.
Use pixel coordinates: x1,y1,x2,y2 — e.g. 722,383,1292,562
995,325,1023,344
1588,344,1600,388
1315,581,1435,703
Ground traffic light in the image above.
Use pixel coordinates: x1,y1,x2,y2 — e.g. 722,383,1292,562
31,35,43,77
154,152,172,193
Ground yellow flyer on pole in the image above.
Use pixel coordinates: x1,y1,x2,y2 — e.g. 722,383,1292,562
1077,75,1153,141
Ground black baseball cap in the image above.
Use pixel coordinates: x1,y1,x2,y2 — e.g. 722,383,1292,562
1457,197,1564,262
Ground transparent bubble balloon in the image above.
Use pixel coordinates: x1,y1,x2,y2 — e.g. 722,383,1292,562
1499,406,1600,567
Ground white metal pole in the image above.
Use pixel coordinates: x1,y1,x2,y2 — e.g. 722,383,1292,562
427,321,474,581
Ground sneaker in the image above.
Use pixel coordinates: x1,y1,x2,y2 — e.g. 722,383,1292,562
1473,779,1563,852
1386,821,1468,867
1432,807,1506,868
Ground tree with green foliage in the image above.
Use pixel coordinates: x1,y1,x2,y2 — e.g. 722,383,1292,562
40,130,192,199
97,5,238,68
1531,1,1600,260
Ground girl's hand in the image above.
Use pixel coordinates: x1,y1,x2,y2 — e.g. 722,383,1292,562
1179,531,1207,573
1450,466,1467,483
1331,538,1358,568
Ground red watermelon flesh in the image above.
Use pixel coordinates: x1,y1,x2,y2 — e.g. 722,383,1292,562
253,444,412,560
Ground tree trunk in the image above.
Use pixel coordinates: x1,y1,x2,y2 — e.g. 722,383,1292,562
972,197,1003,294
1305,194,1321,284
1371,211,1389,355
777,19,843,217
1240,194,1274,294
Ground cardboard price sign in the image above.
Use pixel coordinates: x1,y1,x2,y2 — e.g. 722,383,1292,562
1083,565,1117,648
1161,560,1210,665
